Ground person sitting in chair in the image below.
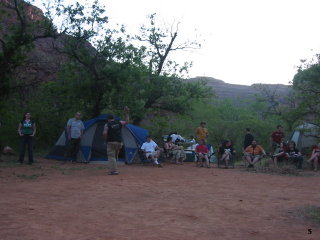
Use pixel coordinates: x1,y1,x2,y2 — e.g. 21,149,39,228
168,132,185,143
244,140,266,168
141,136,162,167
195,139,210,168
219,140,235,168
164,136,186,164
308,142,320,171
272,142,288,168
287,141,303,170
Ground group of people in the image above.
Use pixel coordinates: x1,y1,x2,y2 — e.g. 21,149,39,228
269,125,305,170
140,135,187,167
219,125,320,171
218,126,303,169
139,121,209,168
15,110,320,174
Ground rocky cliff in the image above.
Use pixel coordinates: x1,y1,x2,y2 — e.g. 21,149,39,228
0,0,68,86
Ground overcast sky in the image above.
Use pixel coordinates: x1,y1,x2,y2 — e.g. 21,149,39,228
33,0,320,85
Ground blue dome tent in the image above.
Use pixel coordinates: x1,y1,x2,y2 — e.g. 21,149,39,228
46,114,149,163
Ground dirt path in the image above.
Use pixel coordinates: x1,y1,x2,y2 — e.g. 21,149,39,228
0,158,319,240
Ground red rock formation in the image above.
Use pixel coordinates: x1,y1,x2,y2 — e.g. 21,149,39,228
0,0,68,88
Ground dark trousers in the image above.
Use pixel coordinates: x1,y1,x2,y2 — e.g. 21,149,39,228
19,135,34,163
289,156,304,169
65,138,81,162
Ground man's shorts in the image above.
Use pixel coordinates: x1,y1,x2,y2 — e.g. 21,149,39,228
145,151,158,158
244,153,261,159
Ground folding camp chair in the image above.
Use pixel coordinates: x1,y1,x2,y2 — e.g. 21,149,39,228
217,152,235,168
162,143,176,163
242,154,265,168
137,149,162,166
195,144,216,167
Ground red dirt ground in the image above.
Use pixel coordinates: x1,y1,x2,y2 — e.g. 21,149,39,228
0,158,319,240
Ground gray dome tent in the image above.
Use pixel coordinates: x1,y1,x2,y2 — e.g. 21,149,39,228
288,122,320,154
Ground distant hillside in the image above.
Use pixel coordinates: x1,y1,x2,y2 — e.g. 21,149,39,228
190,76,291,102
1,0,290,105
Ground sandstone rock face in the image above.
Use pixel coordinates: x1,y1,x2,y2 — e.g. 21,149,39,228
0,0,68,86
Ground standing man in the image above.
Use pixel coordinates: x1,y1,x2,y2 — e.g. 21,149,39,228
195,121,208,143
103,107,130,175
243,128,254,150
65,112,85,163
270,125,285,154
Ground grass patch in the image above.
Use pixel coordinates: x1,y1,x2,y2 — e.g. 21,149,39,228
34,148,51,157
0,161,21,168
294,205,320,224
246,166,302,176
17,173,45,180
0,155,21,168
234,157,271,167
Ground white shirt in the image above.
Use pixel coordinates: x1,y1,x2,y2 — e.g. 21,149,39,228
67,118,84,139
141,140,158,153
170,134,185,142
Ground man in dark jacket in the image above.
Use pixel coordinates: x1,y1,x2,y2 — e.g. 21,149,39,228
103,107,130,175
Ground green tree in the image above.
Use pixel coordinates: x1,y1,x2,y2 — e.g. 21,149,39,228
136,13,200,76
135,13,210,113
0,0,58,100
292,62,320,120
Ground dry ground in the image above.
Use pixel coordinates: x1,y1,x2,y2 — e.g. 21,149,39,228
0,157,319,240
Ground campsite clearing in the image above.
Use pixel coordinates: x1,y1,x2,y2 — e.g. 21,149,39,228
0,158,319,240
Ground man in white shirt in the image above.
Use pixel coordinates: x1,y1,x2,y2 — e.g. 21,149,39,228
141,136,162,167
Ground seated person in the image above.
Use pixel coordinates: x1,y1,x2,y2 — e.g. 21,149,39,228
272,142,288,168
219,140,235,168
244,140,266,168
168,132,185,143
164,136,186,164
140,136,162,167
308,142,320,171
195,140,210,168
287,141,303,169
